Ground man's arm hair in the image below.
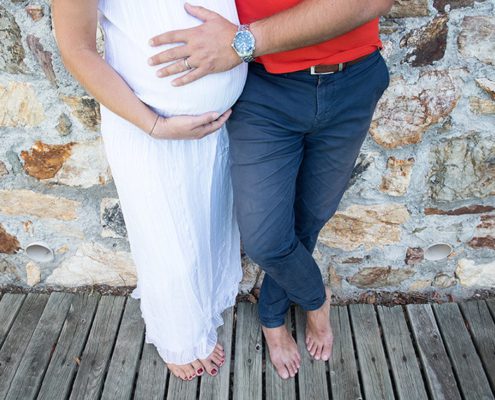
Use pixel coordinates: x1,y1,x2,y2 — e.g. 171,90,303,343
251,0,395,57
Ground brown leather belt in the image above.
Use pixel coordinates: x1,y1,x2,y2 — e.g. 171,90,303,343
304,53,372,75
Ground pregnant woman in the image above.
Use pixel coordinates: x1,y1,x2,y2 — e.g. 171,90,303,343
52,0,247,380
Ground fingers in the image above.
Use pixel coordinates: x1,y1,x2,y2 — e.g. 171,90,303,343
149,27,194,47
192,109,232,137
184,2,219,21
155,58,193,78
148,46,189,67
190,112,221,128
171,66,208,87
157,110,231,140
201,110,232,132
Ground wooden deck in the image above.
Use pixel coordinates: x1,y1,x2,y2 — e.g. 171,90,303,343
0,292,494,400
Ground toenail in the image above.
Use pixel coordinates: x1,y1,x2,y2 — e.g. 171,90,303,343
211,368,217,375
197,368,203,374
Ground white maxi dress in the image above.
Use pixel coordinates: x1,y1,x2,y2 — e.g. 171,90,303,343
97,0,247,364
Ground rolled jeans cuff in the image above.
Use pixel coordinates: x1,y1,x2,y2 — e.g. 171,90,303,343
299,293,326,312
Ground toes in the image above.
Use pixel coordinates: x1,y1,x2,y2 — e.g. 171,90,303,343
322,343,333,361
210,351,224,367
291,360,299,373
308,342,317,357
215,343,224,353
214,344,225,359
183,364,196,380
191,360,204,376
314,345,323,360
306,337,314,352
171,368,187,381
276,365,290,380
199,358,218,376
213,349,225,364
287,362,297,378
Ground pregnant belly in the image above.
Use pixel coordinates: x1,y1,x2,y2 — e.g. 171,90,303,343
103,25,248,117
136,65,248,117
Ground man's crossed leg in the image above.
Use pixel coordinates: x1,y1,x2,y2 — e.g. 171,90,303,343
227,50,389,379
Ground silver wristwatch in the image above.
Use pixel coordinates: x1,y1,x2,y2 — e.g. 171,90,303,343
231,24,256,63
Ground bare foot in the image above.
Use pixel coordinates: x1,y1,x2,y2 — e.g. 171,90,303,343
305,286,333,361
199,343,225,376
167,362,197,381
263,324,301,379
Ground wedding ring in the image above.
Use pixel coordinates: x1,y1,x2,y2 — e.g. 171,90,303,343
184,57,192,70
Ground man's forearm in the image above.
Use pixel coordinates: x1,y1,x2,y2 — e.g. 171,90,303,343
251,0,394,57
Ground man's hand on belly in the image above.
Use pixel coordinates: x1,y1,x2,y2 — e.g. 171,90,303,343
147,3,241,87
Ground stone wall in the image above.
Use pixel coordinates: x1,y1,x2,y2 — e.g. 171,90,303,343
0,0,494,301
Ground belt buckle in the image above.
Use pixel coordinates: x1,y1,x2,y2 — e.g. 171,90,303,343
310,63,344,75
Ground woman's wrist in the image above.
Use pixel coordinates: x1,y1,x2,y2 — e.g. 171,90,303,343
148,113,160,137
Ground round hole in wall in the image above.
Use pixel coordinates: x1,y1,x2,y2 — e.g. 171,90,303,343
424,243,452,261
25,242,54,263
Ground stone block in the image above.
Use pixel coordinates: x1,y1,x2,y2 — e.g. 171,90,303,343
0,189,80,220
319,203,410,251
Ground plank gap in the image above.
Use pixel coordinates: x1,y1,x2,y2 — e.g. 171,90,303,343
228,303,239,400
291,306,300,400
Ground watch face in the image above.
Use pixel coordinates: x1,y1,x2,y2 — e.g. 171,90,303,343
234,30,255,57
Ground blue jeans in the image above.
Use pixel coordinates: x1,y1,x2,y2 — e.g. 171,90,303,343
226,49,390,328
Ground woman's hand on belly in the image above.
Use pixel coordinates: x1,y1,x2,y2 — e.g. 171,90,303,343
151,109,232,140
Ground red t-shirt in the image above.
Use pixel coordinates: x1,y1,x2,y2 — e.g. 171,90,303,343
235,0,382,73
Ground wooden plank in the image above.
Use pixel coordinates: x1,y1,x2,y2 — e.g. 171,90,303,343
349,304,394,400
377,305,428,400
265,311,296,400
6,292,73,400
199,307,235,400
68,295,126,400
166,374,198,400
295,306,329,400
233,302,262,400
133,344,168,400
329,306,362,400
460,300,495,391
433,302,494,400
37,293,100,400
406,304,461,400
101,297,145,400
0,293,48,399
0,293,25,349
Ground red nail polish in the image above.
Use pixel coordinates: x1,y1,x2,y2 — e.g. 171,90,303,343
212,368,217,375
197,368,203,374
